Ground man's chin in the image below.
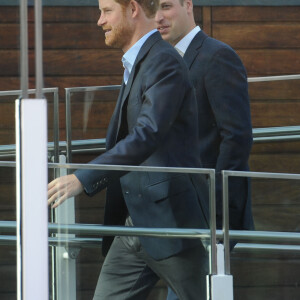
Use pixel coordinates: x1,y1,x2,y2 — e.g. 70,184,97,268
159,32,171,42
105,37,114,47
105,39,120,49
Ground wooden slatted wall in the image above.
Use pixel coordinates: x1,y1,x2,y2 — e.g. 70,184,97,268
0,5,299,300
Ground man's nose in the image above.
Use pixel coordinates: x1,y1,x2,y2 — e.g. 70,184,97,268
155,10,163,23
97,14,105,27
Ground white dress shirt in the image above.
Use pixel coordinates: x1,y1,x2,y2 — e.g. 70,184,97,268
175,26,201,56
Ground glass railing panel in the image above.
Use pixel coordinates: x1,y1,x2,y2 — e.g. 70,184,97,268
48,163,214,300
65,87,120,163
242,75,300,300
231,241,300,300
251,178,300,232
248,77,300,174
0,95,15,148
0,89,59,162
0,2,20,299
0,163,16,299
0,163,16,223
248,77,300,129
66,87,120,142
225,171,300,300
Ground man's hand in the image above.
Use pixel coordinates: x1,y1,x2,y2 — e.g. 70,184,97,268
48,174,84,208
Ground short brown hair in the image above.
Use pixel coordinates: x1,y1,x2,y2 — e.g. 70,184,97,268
115,0,159,18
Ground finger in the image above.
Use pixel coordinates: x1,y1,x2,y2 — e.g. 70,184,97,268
48,183,61,201
48,178,59,190
48,190,63,206
47,182,62,201
48,177,67,198
51,194,68,209
48,186,57,199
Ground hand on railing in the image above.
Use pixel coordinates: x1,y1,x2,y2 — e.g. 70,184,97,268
47,174,83,208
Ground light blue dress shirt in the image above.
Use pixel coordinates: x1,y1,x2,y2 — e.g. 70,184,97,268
122,29,158,84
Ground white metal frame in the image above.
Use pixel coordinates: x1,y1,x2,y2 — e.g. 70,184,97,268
16,99,49,300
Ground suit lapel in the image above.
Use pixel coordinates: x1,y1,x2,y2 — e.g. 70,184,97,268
114,31,162,140
120,31,162,109
184,31,208,69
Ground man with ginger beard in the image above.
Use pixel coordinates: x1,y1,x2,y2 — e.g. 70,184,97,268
156,0,254,299
48,0,210,299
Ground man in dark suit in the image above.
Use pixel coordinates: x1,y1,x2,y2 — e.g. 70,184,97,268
155,0,254,299
48,0,210,299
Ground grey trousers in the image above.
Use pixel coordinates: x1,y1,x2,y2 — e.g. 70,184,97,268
93,221,208,300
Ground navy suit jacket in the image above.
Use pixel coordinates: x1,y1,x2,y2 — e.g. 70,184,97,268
184,30,254,230
75,32,209,260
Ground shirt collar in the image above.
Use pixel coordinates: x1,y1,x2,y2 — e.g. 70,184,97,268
122,29,157,81
175,26,201,55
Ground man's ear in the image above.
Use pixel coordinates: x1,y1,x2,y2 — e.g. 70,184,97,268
130,0,139,18
185,0,193,13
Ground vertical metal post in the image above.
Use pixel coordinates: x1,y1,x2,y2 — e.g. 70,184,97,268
20,0,28,99
16,99,49,300
55,155,77,300
209,170,217,275
35,0,44,99
208,171,233,300
17,0,48,299
50,92,60,299
222,172,230,274
17,0,28,298
53,89,60,164
16,101,23,300
65,89,72,163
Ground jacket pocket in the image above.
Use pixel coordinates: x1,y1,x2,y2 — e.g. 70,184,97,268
144,173,191,203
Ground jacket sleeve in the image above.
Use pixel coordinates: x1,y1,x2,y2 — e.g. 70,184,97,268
204,46,253,174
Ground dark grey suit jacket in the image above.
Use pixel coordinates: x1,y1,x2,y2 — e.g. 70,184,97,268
184,30,254,230
75,32,209,260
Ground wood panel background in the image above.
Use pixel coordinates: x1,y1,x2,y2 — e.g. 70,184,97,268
0,5,300,300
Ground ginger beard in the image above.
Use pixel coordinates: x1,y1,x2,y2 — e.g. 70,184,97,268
102,9,134,50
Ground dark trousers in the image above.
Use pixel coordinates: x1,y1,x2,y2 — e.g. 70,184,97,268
93,220,208,300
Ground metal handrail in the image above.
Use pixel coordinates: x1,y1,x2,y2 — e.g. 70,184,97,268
2,235,300,257
1,222,299,244
0,87,57,97
248,74,300,82
1,124,300,158
0,139,106,159
253,126,300,137
233,243,300,254
253,125,300,143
